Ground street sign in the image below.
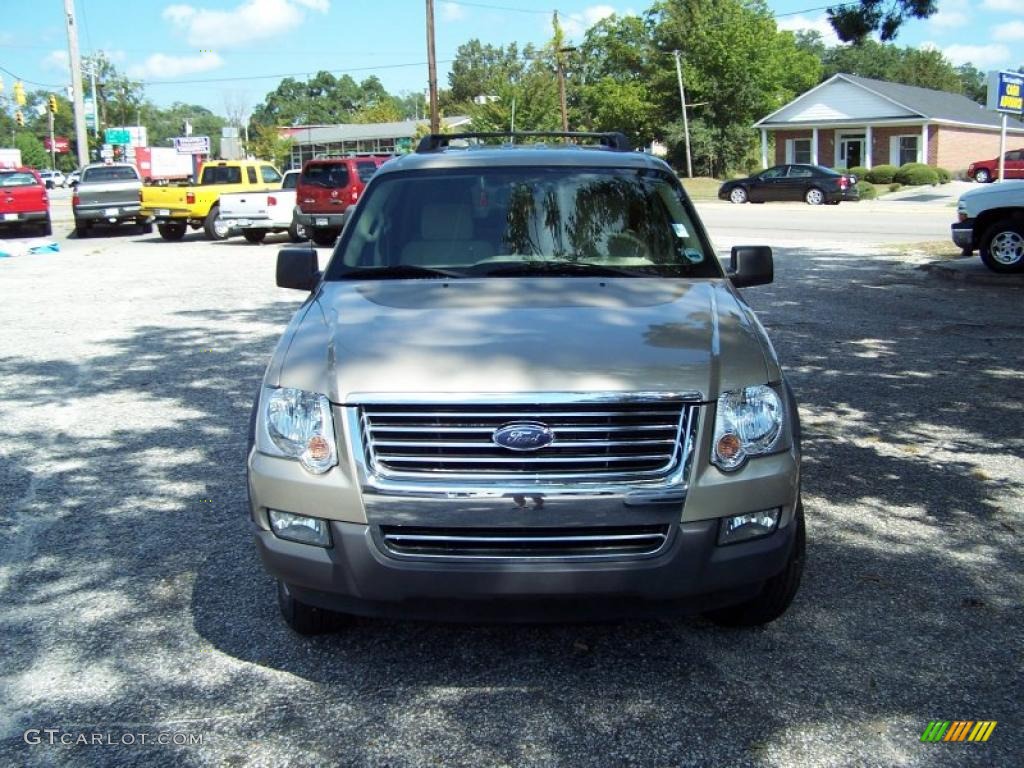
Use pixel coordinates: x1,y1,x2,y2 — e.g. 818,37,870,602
987,70,1024,114
174,135,211,155
105,128,131,144
44,137,70,153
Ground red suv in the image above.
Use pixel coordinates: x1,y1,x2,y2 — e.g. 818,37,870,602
0,167,51,237
294,155,389,246
967,149,1024,183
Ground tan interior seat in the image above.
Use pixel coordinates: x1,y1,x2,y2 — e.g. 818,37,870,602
400,203,495,266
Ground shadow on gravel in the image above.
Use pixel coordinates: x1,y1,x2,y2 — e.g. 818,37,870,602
1,248,1021,766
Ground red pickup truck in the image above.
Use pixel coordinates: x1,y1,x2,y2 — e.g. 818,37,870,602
968,149,1024,183
0,167,51,236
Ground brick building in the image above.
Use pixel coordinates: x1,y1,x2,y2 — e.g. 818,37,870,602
754,73,1024,173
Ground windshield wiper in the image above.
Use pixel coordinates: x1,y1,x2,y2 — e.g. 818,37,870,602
479,261,647,278
337,264,464,280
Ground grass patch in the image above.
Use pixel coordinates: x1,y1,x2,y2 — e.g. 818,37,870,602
680,176,723,200
891,240,963,260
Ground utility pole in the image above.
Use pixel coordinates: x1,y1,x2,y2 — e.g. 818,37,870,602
425,0,440,134
552,11,572,133
64,0,89,168
49,109,56,169
673,50,693,178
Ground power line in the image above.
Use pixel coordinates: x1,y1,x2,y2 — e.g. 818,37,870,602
0,64,64,89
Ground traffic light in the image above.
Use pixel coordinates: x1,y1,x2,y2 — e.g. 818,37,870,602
48,94,58,114
13,80,26,106
15,111,25,127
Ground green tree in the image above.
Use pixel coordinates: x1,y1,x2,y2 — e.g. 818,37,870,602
649,0,821,175
248,124,293,167
828,0,937,44
448,40,525,109
84,52,144,130
14,132,48,168
145,103,225,156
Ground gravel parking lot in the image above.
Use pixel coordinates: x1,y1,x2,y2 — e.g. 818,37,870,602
1,220,1021,767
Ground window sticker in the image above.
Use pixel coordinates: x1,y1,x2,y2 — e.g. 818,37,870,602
672,223,689,238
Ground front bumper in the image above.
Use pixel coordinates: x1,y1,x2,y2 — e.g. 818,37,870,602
254,514,797,621
952,220,974,250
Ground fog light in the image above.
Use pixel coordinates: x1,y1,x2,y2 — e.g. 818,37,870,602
718,508,781,546
269,510,331,547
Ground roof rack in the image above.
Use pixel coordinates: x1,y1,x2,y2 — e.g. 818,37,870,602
416,131,632,154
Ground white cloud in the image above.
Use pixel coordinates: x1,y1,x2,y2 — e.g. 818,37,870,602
128,52,224,80
939,42,1013,67
163,0,329,48
928,10,969,29
992,20,1024,41
982,0,1024,12
561,5,617,39
41,49,69,73
777,14,841,47
439,1,465,22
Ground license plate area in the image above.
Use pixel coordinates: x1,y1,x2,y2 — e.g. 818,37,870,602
104,207,119,216
315,217,329,227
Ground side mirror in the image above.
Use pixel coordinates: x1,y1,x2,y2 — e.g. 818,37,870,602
728,245,773,288
276,246,320,291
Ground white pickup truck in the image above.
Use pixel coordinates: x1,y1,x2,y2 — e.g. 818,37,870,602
219,169,306,243
951,180,1024,273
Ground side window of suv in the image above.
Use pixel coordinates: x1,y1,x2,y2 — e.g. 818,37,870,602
261,166,282,184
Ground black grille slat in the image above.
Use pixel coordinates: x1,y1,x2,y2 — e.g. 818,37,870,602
380,525,671,559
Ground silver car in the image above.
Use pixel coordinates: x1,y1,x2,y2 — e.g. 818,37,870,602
248,132,804,634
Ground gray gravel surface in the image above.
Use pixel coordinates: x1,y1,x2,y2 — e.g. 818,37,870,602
1,223,1021,767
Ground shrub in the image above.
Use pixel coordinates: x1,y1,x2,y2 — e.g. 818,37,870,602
935,167,951,183
857,180,877,200
866,164,898,184
847,165,869,181
889,183,902,193
894,163,939,186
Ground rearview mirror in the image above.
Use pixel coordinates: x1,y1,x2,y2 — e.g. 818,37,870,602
276,246,320,291
728,245,773,288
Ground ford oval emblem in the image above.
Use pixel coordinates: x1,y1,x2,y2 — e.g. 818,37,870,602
492,422,555,452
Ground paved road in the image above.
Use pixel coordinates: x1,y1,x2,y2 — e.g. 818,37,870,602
1,222,1021,767
695,200,955,247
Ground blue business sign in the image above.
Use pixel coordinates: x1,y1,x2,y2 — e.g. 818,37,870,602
987,70,1024,114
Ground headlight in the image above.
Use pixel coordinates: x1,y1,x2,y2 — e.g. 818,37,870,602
262,387,337,474
712,385,784,471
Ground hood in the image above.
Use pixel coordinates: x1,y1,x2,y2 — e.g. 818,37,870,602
960,179,1024,205
276,278,775,403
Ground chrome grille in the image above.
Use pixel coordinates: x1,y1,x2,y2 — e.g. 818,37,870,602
379,525,671,559
360,399,697,481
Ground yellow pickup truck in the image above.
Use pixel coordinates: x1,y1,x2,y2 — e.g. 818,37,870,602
141,160,284,241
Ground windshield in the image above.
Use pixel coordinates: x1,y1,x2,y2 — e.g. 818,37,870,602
82,166,138,182
326,167,720,280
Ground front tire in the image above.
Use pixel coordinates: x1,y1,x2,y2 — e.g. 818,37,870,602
277,581,348,635
805,187,825,205
974,168,992,183
157,222,187,241
979,220,1024,273
243,229,267,244
705,504,806,627
203,205,230,240
729,187,748,204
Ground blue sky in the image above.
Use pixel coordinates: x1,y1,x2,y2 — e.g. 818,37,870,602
2,0,1022,115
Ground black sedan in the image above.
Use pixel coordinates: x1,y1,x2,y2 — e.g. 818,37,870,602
719,164,858,205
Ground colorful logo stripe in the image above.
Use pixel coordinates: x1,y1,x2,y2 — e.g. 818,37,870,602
920,721,996,742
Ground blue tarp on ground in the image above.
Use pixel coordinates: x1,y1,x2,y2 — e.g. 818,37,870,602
0,240,61,258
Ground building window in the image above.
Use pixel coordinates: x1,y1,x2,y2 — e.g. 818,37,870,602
786,138,812,164
891,135,920,166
